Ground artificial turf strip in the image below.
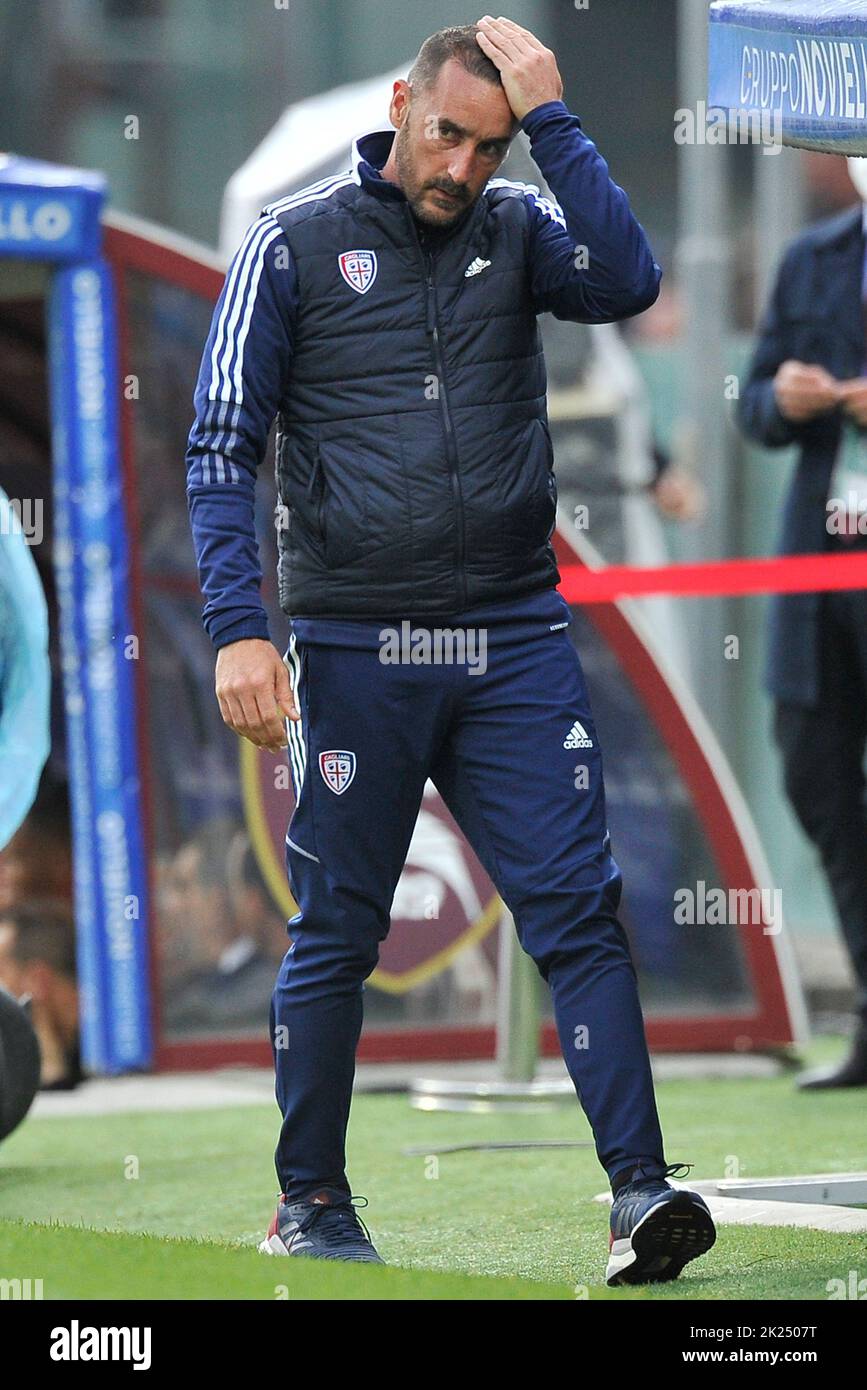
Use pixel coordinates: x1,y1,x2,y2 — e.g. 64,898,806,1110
0,1038,865,1299
0,1222,574,1301
0,1214,859,1301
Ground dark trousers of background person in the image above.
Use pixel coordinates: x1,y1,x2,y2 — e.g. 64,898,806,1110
773,533,867,1027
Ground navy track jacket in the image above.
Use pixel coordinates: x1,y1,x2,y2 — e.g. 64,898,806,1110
186,100,661,648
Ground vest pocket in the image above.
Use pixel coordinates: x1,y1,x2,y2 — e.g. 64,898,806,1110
316,440,369,568
313,457,327,552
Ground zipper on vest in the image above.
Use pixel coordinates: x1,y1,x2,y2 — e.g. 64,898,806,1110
406,207,467,608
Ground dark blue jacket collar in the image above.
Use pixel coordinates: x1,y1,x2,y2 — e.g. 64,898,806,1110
351,128,405,201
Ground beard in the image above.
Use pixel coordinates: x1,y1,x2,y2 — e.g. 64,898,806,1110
393,121,473,228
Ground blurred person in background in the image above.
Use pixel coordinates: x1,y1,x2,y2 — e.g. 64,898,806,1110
0,773,73,916
737,157,867,1090
159,817,284,1033
0,898,80,1089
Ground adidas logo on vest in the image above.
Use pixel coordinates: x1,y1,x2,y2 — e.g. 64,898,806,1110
563,720,593,749
464,256,492,277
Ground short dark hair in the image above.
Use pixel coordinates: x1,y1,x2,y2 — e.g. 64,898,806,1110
408,25,502,94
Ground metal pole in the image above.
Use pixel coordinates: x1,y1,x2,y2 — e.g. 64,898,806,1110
408,907,572,1111
675,0,734,745
495,907,542,1084
755,143,806,314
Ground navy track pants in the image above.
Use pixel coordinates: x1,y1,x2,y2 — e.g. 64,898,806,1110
270,594,666,1198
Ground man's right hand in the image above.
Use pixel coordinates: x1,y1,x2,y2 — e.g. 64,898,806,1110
215,638,300,753
773,359,842,423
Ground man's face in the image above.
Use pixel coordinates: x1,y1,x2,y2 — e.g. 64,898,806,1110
390,60,516,228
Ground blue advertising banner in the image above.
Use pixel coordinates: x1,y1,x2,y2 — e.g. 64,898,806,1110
709,0,867,154
0,151,152,1072
47,301,109,1072
0,156,104,262
46,260,152,1072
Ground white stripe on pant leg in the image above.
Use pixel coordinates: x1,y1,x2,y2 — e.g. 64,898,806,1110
283,650,302,795
283,710,298,797
283,632,306,795
282,639,300,793
287,631,306,777
287,633,304,783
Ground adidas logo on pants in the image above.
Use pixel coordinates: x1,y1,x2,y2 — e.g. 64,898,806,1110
564,719,593,749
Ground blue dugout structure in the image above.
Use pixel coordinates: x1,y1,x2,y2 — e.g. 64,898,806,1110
0,156,151,1072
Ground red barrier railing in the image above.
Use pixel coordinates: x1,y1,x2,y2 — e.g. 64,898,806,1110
558,549,867,604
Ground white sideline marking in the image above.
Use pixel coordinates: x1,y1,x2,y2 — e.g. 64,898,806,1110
711,1172,867,1205
31,1069,276,1118
31,1055,787,1119
594,1182,867,1234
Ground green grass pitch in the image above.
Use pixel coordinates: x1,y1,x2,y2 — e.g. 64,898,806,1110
0,1036,865,1300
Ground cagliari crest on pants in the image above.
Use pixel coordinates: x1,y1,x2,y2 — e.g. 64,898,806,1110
319,749,357,794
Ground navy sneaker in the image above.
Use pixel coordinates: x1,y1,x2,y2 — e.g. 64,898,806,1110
258,1186,385,1263
606,1162,716,1286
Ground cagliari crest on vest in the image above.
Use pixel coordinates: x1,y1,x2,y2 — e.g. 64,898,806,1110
338,249,378,295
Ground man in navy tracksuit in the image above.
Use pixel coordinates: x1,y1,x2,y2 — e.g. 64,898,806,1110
186,17,715,1285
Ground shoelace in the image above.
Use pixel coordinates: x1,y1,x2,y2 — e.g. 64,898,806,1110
617,1161,695,1199
660,1162,694,1183
289,1195,374,1251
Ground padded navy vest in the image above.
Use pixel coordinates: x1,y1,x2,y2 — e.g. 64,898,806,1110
271,172,559,618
